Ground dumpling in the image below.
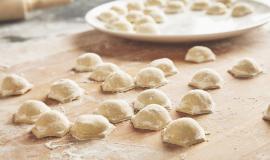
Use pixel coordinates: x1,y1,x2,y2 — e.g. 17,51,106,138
134,23,160,34
191,0,210,11
263,105,270,121
162,117,206,147
135,67,167,88
228,58,262,78
216,0,234,6
0,74,32,97
134,89,172,111
89,63,120,82
134,15,156,25
144,7,166,23
74,53,103,72
145,0,166,7
164,1,184,14
231,3,254,17
189,68,223,90
127,2,144,11
96,99,134,123
206,2,227,15
176,89,215,115
70,114,115,140
101,70,135,92
131,104,172,131
13,100,51,124
48,79,84,103
185,46,216,63
126,10,144,23
150,58,178,76
107,19,133,32
32,110,70,138
97,10,119,23
111,5,128,15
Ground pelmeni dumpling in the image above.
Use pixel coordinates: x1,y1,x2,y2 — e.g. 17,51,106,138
74,53,103,72
263,105,270,121
111,5,128,15
191,0,210,11
231,3,254,17
216,0,234,6
32,110,70,138
150,58,178,76
70,114,115,140
145,8,166,23
131,104,172,131
164,1,184,14
134,23,160,34
134,89,172,111
135,67,167,88
97,10,119,23
126,10,144,23
102,70,135,92
185,46,216,63
228,58,262,78
145,0,166,7
14,100,51,124
127,2,144,11
48,79,84,103
0,74,33,97
189,68,223,90
89,63,120,82
96,99,134,123
206,2,227,15
107,19,133,32
176,89,215,115
134,15,156,25
162,117,206,147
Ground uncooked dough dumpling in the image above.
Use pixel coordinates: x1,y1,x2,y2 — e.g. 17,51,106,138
164,1,184,14
131,104,172,131
145,0,165,7
134,15,156,25
14,100,51,124
0,74,33,97
126,10,144,23
263,105,270,121
97,10,119,23
134,89,172,111
70,114,115,140
32,110,70,138
185,46,216,63
162,117,206,147
135,67,167,88
48,79,84,103
228,58,262,78
127,2,144,11
74,53,103,72
107,19,133,32
144,7,166,23
150,58,178,76
189,68,223,90
134,23,160,34
102,70,135,92
206,2,227,15
111,5,128,15
231,3,254,17
96,99,134,123
216,0,233,6
191,0,209,11
89,63,120,82
176,89,215,115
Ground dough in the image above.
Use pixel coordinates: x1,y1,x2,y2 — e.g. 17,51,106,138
176,89,215,115
134,23,160,34
144,7,166,23
191,0,209,11
189,68,223,90
134,15,156,26
89,63,120,82
111,5,128,15
231,3,254,17
162,117,206,147
206,2,227,15
228,58,262,78
97,10,119,23
164,1,184,14
70,114,115,140
32,110,70,138
101,70,135,92
96,99,134,123
134,89,172,111
0,74,33,97
150,58,178,76
216,0,233,6
14,100,51,124
185,46,216,63
127,2,144,11
135,67,167,88
145,0,165,7
74,53,103,72
263,105,270,121
131,104,172,131
107,19,133,32
48,79,84,103
126,10,144,23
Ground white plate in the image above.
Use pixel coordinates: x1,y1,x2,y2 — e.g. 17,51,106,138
85,0,270,43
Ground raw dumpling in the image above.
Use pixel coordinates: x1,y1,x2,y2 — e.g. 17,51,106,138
189,68,223,90
228,58,262,78
48,79,84,103
13,100,51,124
162,117,206,147
216,0,233,6
101,70,135,92
32,110,70,138
191,0,209,11
135,67,167,88
131,104,172,131
231,3,254,17
176,89,215,115
145,0,165,7
263,105,270,121
164,1,184,14
134,89,172,111
134,15,156,25
74,53,103,72
0,74,32,97
134,23,160,34
150,58,178,76
185,46,216,63
127,2,144,11
111,5,128,15
206,2,227,15
107,19,133,32
126,10,144,23
89,63,120,82
96,99,134,123
70,114,115,140
97,10,119,23
144,7,166,23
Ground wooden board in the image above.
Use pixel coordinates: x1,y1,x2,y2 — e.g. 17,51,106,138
1,25,270,160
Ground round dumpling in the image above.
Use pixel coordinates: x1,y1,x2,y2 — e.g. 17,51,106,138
70,114,115,140
74,53,103,72
191,0,210,11
126,10,144,23
162,117,206,147
145,0,166,7
185,46,216,63
206,2,227,15
135,67,167,88
263,105,270,121
164,1,184,14
231,3,254,17
97,10,119,23
89,63,120,82
144,7,166,23
96,99,134,123
216,0,234,6
111,5,128,15
107,19,133,32
134,23,160,34
134,15,156,25
127,2,144,11
176,89,215,115
150,58,178,76
13,100,51,124
134,89,172,111
131,104,172,131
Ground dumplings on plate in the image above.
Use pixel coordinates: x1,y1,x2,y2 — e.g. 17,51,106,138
206,2,227,15
232,3,254,17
